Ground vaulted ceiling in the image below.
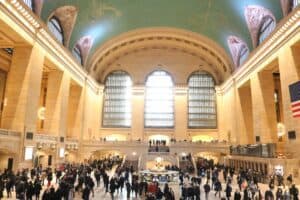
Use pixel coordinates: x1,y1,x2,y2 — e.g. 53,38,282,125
41,1,283,52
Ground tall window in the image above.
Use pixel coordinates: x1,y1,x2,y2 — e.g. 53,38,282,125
103,71,132,127
23,0,34,10
72,46,83,65
238,45,249,67
188,72,216,128
293,0,300,8
145,70,174,128
258,16,275,45
47,17,64,44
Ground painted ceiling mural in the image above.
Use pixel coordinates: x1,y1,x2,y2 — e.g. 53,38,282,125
41,0,284,65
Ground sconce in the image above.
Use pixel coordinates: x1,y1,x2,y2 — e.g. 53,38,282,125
37,107,46,120
277,123,285,142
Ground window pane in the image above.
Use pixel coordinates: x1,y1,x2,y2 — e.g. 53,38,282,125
23,0,33,10
47,18,64,44
188,72,217,128
258,17,275,45
293,0,300,8
145,71,174,127
72,46,83,65
238,46,249,66
103,71,132,127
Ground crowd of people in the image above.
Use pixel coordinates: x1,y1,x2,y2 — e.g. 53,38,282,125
0,155,177,200
148,139,170,153
179,157,300,200
0,155,299,199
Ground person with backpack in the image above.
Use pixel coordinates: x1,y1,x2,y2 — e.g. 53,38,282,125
214,179,222,198
204,181,211,200
290,184,299,200
126,181,131,199
225,183,232,200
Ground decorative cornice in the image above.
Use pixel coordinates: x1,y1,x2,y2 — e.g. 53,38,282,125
218,8,300,94
0,0,100,93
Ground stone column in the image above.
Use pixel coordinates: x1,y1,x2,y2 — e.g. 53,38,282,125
237,85,254,144
67,84,83,139
174,85,187,141
1,44,44,132
43,71,70,166
250,71,277,143
1,44,45,167
82,86,102,140
278,46,300,143
131,85,144,141
44,70,70,138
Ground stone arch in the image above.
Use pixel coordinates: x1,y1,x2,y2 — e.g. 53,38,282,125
88,27,233,85
227,35,249,68
48,5,78,47
244,5,276,48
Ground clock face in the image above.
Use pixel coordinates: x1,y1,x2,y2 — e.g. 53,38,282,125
38,107,46,120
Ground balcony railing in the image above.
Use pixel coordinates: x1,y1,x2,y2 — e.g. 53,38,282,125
230,143,276,158
35,133,57,143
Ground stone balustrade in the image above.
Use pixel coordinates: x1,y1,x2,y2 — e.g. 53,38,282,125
35,133,58,143
83,140,148,146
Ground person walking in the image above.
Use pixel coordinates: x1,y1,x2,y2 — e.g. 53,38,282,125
234,189,241,200
225,183,232,200
204,181,211,200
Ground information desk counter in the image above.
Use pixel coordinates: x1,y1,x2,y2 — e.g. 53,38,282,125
139,169,179,183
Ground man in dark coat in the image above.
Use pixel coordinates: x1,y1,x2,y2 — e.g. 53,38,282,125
234,189,241,200
82,185,91,200
193,184,200,200
204,181,211,200
126,181,131,199
34,179,42,200
264,189,274,200
225,183,232,200
290,184,299,200
26,181,35,200
214,179,222,198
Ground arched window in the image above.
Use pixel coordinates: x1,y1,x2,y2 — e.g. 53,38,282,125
145,70,174,128
47,17,64,44
293,0,300,8
238,45,249,67
72,46,83,65
188,72,216,128
23,0,34,11
258,16,276,45
103,71,132,127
